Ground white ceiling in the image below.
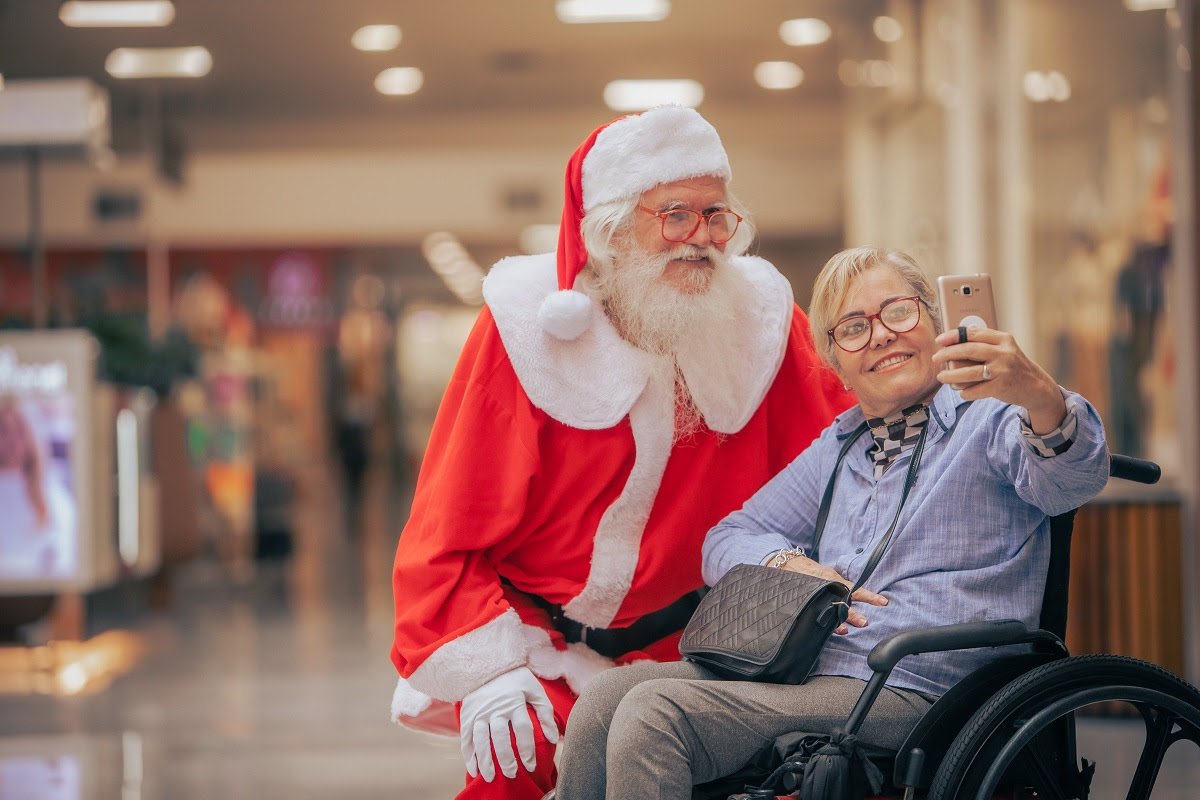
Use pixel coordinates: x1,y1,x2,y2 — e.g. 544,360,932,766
0,0,880,151
0,1,1173,155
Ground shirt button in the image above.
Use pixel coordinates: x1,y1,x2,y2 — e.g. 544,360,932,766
855,547,864,554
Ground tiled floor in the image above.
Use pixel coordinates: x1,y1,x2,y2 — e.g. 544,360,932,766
1,459,1197,799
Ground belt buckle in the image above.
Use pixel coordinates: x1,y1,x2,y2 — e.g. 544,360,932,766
579,625,590,646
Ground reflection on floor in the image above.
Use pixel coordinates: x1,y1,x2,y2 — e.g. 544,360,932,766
0,460,1197,799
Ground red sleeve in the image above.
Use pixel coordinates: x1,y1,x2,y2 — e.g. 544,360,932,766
389,308,543,696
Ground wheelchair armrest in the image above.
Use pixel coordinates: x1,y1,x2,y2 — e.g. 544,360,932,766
867,620,1064,673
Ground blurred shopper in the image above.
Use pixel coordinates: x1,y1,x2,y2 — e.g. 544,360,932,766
332,275,390,528
387,105,852,800
0,396,76,579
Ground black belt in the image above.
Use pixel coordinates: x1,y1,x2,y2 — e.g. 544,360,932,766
513,584,708,660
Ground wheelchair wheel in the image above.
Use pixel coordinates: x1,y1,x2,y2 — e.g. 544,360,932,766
928,654,1200,800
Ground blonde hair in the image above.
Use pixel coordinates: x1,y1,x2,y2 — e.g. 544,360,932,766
808,247,942,368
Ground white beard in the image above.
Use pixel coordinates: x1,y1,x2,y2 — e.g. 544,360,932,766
583,243,750,443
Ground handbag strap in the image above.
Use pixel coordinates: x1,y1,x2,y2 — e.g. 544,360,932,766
809,417,931,597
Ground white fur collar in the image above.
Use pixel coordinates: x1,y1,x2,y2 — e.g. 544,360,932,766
482,252,793,433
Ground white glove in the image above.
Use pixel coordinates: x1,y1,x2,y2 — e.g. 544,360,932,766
458,666,559,782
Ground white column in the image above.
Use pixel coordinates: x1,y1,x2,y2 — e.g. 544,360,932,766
943,0,985,280
995,0,1035,351
844,116,881,246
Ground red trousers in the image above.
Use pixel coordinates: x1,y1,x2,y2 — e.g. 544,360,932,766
454,677,576,800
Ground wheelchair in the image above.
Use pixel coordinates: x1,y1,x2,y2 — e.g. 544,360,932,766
694,453,1200,800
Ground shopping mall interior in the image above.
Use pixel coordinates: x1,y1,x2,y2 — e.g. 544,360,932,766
0,1,1199,797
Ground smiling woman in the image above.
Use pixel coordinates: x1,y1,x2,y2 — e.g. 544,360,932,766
553,246,1111,799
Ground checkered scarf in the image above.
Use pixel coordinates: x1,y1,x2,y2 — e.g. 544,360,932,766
866,403,930,479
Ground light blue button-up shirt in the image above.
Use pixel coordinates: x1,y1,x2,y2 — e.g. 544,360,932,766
702,384,1109,697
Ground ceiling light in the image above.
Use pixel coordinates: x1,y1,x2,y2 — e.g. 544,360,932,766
1023,70,1070,102
105,46,211,79
873,15,903,43
375,67,423,96
1023,71,1049,102
837,60,862,87
603,79,702,111
352,24,401,52
862,60,897,88
60,1,174,27
779,18,831,47
556,0,669,24
1044,70,1071,102
754,61,804,90
1122,0,1174,10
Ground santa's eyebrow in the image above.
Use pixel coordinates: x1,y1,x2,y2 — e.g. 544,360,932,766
657,199,730,212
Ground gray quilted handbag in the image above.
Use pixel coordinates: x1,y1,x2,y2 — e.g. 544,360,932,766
679,563,850,683
680,418,930,685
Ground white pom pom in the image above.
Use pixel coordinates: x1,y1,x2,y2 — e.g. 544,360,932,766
537,290,593,341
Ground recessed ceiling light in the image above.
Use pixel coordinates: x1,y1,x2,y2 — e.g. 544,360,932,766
603,79,702,111
60,1,175,27
754,61,804,90
1023,70,1071,102
779,18,831,47
556,0,669,23
375,67,424,96
873,15,903,43
352,24,401,52
1122,0,1174,10
105,46,211,79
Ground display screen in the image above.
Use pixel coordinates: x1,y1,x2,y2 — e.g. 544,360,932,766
0,349,79,583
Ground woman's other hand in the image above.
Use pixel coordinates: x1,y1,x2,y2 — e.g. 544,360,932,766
780,556,887,634
932,327,1067,434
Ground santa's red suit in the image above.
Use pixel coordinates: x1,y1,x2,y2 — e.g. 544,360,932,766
388,105,852,799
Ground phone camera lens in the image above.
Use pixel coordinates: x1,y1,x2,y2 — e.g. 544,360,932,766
961,285,972,296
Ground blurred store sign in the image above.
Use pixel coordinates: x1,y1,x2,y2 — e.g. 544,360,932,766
0,78,110,158
257,251,332,328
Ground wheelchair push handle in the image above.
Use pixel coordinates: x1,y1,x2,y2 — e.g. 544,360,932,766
1109,454,1160,484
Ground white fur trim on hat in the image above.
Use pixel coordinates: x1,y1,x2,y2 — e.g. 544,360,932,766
537,289,593,341
582,106,731,211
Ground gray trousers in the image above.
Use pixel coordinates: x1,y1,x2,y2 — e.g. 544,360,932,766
555,661,934,800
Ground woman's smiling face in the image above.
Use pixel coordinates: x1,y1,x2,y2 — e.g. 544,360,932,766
832,265,942,419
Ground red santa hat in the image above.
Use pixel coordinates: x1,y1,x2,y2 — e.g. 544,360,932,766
537,105,733,340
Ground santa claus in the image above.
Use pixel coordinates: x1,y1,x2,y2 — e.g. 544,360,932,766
389,105,852,799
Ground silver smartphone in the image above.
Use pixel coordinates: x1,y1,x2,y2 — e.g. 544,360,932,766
937,274,997,371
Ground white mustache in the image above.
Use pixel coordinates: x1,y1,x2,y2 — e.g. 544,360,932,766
665,245,720,262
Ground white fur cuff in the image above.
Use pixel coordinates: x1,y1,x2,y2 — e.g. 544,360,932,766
404,609,530,701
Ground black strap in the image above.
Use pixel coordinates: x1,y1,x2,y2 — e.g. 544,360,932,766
809,419,930,597
511,581,706,659
810,420,870,561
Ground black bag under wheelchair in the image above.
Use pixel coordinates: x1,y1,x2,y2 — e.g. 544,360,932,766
693,453,1200,800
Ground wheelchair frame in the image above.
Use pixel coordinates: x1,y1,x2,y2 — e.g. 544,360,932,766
705,454,1200,800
